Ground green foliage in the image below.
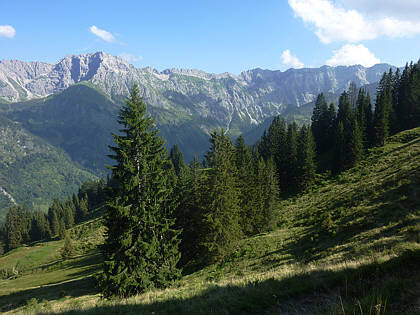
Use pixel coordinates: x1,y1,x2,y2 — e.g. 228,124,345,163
201,129,242,262
8,83,120,175
296,125,316,190
0,118,97,221
169,144,186,176
99,84,181,298
173,157,206,266
258,117,316,194
311,93,332,153
0,128,419,314
4,205,31,250
61,231,74,259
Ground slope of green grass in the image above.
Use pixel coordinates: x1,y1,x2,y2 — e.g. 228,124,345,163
0,128,419,314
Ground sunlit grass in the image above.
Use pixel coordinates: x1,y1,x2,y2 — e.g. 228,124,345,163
1,128,419,314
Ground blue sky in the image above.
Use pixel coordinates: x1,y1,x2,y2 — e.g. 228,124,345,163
1,0,420,74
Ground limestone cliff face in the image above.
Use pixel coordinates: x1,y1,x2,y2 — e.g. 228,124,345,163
0,52,394,130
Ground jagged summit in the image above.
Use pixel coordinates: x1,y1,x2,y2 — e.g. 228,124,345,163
0,52,394,104
0,52,396,140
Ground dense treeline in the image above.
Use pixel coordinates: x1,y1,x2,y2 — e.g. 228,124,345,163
257,118,316,195
1,61,418,298
311,61,420,173
172,131,279,266
99,85,281,298
0,179,106,254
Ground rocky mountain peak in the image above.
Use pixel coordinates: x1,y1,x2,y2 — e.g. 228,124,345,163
0,52,396,129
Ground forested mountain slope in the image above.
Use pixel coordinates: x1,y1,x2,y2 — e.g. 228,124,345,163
0,53,393,161
0,127,418,314
0,117,97,221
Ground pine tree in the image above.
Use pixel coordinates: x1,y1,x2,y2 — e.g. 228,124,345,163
311,93,330,153
374,71,393,146
258,157,279,232
61,231,74,259
63,198,75,229
169,144,186,177
296,125,316,190
284,122,298,193
99,84,181,298
58,219,66,239
77,194,89,221
337,91,353,130
174,157,205,265
30,211,51,241
347,117,363,167
334,122,346,173
5,205,31,250
201,129,242,262
327,102,337,147
348,81,358,109
234,135,256,235
407,62,420,129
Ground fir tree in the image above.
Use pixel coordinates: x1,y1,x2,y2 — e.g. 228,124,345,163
296,125,316,191
234,135,256,235
334,122,346,173
202,129,242,262
99,84,181,298
284,122,298,193
30,211,51,241
174,157,205,265
311,93,330,153
5,205,31,250
169,144,186,176
77,194,89,221
374,71,393,146
257,157,279,233
348,81,358,109
61,231,74,259
347,117,363,167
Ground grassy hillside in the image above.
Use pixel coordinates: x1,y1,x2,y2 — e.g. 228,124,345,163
0,117,97,221
0,128,419,314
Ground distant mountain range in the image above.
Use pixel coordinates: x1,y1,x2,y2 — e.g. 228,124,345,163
0,52,396,216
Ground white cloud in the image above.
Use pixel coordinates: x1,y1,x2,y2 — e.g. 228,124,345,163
0,25,16,38
288,0,420,43
281,49,304,69
89,25,115,43
326,44,380,67
341,0,420,20
119,53,143,63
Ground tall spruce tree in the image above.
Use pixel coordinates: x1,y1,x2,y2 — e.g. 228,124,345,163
284,122,298,193
99,84,181,298
311,93,330,153
234,135,256,235
296,125,316,191
347,117,363,167
374,71,393,146
334,122,346,173
174,157,205,266
169,144,186,176
257,157,279,233
202,129,242,262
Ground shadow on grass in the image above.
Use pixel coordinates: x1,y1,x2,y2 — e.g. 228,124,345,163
289,165,420,263
29,249,419,315
0,276,97,313
0,252,103,313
